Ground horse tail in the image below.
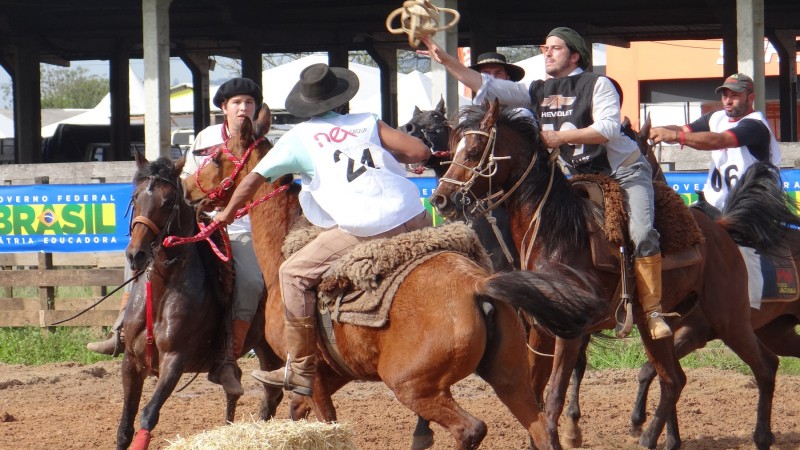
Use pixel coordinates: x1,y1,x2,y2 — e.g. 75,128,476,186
717,162,800,256
477,271,607,339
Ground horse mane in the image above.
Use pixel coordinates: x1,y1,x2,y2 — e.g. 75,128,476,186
454,105,587,258
133,156,181,185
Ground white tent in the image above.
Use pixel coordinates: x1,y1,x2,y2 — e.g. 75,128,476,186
41,66,146,137
0,113,13,138
516,54,547,85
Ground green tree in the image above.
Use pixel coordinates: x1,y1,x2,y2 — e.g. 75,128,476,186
39,66,108,109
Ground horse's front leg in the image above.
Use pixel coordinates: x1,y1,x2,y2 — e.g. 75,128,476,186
304,362,350,421
543,335,584,450
131,353,188,450
562,335,590,448
252,338,285,421
637,329,685,450
630,360,657,437
117,354,145,450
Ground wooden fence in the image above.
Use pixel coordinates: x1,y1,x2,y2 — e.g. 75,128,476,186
0,162,135,328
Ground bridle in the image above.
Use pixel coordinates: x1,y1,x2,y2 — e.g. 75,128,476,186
439,119,560,270
193,135,266,204
130,175,184,256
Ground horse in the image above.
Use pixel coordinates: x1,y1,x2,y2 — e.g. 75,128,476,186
184,107,610,449
431,100,798,450
117,153,282,450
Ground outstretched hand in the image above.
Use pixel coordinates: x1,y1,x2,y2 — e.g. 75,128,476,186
649,127,679,145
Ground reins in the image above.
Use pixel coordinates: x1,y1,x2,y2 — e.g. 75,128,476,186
48,270,143,326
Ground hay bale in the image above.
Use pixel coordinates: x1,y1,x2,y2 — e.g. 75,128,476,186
165,418,356,450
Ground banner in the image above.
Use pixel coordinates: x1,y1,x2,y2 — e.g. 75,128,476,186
4,170,800,253
0,183,131,253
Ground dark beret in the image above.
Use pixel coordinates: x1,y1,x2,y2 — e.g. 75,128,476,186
212,78,263,108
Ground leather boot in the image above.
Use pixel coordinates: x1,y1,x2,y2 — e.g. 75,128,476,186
87,291,130,356
634,254,672,340
251,316,316,396
213,319,248,397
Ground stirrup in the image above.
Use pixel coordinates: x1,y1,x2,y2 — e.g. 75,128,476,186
283,356,313,397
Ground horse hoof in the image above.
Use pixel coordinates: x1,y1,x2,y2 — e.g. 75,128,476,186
411,433,434,450
563,420,583,448
629,424,643,438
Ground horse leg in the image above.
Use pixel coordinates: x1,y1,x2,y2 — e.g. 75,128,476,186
303,362,349,422
716,324,778,450
252,338,285,421
632,311,714,437
412,417,434,450
131,354,189,450
528,326,555,408
474,306,555,450
637,329,686,450
542,334,583,450
562,335,590,448
117,355,145,450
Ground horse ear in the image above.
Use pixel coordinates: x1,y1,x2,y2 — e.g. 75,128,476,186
413,105,421,116
637,113,652,155
174,153,186,175
239,116,254,146
435,97,446,115
134,149,148,168
253,103,272,139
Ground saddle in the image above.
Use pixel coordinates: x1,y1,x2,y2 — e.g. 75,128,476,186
570,175,704,274
760,251,800,303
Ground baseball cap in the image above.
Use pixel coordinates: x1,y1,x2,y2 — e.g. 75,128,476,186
714,73,754,94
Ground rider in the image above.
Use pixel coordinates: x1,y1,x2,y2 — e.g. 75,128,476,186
87,78,267,397
420,28,673,340
648,73,782,308
213,63,432,395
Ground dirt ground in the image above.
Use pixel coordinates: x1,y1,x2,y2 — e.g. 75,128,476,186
0,358,798,449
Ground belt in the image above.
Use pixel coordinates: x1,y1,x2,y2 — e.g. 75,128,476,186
618,151,641,168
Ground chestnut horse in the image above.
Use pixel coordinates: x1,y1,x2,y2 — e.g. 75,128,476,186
185,108,608,449
118,153,282,450
431,101,798,450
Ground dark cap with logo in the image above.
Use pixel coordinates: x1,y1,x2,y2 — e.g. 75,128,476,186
715,73,755,94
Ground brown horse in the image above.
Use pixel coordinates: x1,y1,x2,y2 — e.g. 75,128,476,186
431,101,797,450
184,107,608,449
118,153,282,450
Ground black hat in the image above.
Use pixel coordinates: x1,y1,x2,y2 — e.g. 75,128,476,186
468,52,525,82
212,78,263,108
285,64,360,118
715,73,755,94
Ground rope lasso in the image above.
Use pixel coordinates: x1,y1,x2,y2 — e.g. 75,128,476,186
162,183,291,260
386,0,459,48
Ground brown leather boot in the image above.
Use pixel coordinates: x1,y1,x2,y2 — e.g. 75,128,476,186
251,316,316,396
87,291,130,356
214,319,250,397
634,254,672,340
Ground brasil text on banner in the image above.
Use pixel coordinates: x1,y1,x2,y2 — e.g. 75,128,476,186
3,170,800,253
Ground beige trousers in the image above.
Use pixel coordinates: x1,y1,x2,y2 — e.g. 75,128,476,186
279,211,430,318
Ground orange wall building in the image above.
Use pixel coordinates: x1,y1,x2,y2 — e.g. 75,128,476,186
605,39,798,137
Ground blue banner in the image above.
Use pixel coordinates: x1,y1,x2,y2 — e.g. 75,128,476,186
0,183,132,253
4,170,800,253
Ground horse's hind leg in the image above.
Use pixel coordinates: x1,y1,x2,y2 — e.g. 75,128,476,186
117,355,145,450
756,315,800,358
563,335,590,448
252,339,284,421
395,389,487,450
637,331,686,450
718,325,778,450
477,308,553,449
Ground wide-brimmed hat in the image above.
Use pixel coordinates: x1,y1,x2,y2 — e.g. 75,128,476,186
468,52,525,82
285,63,360,118
212,77,263,108
715,73,755,94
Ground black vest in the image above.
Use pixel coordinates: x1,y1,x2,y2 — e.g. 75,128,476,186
529,72,612,175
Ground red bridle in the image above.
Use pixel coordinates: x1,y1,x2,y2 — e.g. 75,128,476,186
194,135,266,204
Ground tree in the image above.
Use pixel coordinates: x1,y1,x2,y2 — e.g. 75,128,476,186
39,66,108,109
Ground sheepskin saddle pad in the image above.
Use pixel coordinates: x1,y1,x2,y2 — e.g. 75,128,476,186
282,222,492,327
570,174,705,273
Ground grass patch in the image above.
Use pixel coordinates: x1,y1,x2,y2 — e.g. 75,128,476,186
587,329,800,376
0,327,112,365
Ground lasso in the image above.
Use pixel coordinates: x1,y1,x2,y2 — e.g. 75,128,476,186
385,0,459,48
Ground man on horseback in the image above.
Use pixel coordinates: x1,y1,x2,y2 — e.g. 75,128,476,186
87,78,267,397
420,28,673,339
648,73,782,308
213,63,433,395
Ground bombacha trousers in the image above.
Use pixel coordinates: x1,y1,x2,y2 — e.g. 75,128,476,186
612,154,661,258
280,211,430,318
230,232,266,322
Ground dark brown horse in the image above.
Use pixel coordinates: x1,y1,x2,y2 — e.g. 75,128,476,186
185,108,608,449
118,153,282,450
431,101,797,450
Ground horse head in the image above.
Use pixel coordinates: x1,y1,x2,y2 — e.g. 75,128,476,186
398,97,451,177
127,151,194,271
431,99,545,221
185,103,274,210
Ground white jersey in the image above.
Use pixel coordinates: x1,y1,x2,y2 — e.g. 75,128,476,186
703,110,781,209
296,113,424,236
